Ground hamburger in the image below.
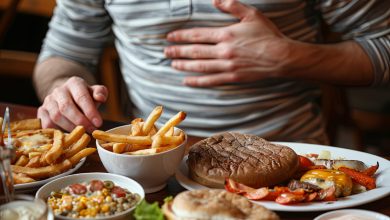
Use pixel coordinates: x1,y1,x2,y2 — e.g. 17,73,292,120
187,132,299,188
162,189,279,220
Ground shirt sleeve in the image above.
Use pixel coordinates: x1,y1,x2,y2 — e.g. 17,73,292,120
319,0,390,86
38,0,113,73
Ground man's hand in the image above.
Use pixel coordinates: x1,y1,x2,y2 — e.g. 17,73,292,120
37,76,108,133
165,0,291,87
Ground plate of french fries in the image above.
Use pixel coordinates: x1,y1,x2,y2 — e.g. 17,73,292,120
93,106,187,155
2,118,96,190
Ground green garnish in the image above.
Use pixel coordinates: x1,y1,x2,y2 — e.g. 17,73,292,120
163,196,173,204
134,199,164,220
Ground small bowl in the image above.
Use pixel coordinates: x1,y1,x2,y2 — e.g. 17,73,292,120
314,209,390,220
36,172,144,220
96,125,187,193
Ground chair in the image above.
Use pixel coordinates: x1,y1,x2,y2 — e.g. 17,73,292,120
0,49,37,77
0,0,53,107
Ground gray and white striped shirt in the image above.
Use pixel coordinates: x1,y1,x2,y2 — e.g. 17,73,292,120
38,0,390,143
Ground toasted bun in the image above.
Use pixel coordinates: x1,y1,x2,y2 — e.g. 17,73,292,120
163,189,279,220
188,132,299,188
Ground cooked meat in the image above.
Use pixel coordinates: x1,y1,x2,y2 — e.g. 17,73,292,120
287,179,321,192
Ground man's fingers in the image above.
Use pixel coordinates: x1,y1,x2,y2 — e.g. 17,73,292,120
167,27,228,43
183,73,241,87
52,87,95,132
66,78,102,128
165,44,235,59
172,59,241,73
213,0,259,21
37,107,60,130
90,85,108,103
42,96,77,132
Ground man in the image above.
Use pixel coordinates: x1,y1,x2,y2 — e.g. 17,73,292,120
34,0,389,144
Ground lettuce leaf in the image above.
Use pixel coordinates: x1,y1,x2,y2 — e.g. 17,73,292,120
133,199,164,220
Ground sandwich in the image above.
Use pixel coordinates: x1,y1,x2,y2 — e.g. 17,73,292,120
162,189,279,220
187,132,299,188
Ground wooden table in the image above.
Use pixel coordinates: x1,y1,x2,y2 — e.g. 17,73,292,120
1,102,390,219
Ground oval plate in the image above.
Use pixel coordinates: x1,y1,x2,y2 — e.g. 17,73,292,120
175,142,390,212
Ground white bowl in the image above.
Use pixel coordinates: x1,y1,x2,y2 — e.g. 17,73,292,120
96,125,187,193
36,172,145,220
314,209,390,220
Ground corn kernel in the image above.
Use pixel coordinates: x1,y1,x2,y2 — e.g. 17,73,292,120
101,204,110,213
79,209,88,216
89,208,97,217
105,196,112,203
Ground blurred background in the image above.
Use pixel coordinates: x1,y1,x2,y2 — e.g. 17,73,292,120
1,0,389,156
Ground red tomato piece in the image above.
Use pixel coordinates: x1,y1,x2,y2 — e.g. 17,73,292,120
275,193,306,205
224,178,254,194
89,180,104,192
298,155,315,171
244,187,269,200
111,186,126,197
69,183,87,195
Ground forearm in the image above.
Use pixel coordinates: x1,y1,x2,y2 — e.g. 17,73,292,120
33,57,97,101
286,40,373,86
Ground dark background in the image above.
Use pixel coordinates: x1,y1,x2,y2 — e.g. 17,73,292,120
0,12,49,107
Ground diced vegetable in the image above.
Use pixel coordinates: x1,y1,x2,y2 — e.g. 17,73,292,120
318,150,331,160
48,180,140,218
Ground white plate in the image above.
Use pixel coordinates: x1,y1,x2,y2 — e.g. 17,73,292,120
314,209,390,220
175,142,390,212
14,158,86,192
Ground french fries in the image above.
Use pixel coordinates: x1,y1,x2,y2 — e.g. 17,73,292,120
9,118,41,131
12,159,73,179
15,155,29,166
93,106,186,155
13,173,36,184
64,133,91,158
5,120,94,184
92,130,152,145
142,106,162,135
45,130,64,164
64,126,85,148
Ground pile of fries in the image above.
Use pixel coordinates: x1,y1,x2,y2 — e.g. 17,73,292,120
2,118,95,184
93,106,186,155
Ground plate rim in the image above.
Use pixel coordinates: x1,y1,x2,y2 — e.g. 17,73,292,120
175,141,390,212
313,209,390,220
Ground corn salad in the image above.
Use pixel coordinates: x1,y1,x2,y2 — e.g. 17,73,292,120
47,180,140,218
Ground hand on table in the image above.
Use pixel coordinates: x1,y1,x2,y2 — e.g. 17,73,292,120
165,0,292,87
37,76,108,133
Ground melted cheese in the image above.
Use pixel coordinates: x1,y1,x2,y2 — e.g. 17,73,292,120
17,133,52,152
300,169,352,197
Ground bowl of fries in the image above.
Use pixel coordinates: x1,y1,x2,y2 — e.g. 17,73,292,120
93,106,187,193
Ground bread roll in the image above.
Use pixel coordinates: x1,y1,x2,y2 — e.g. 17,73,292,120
163,189,279,220
187,132,299,188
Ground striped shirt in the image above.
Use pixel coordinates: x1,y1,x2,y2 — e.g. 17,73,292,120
38,0,390,143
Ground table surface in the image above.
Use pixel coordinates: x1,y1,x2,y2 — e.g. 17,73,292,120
1,102,389,219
